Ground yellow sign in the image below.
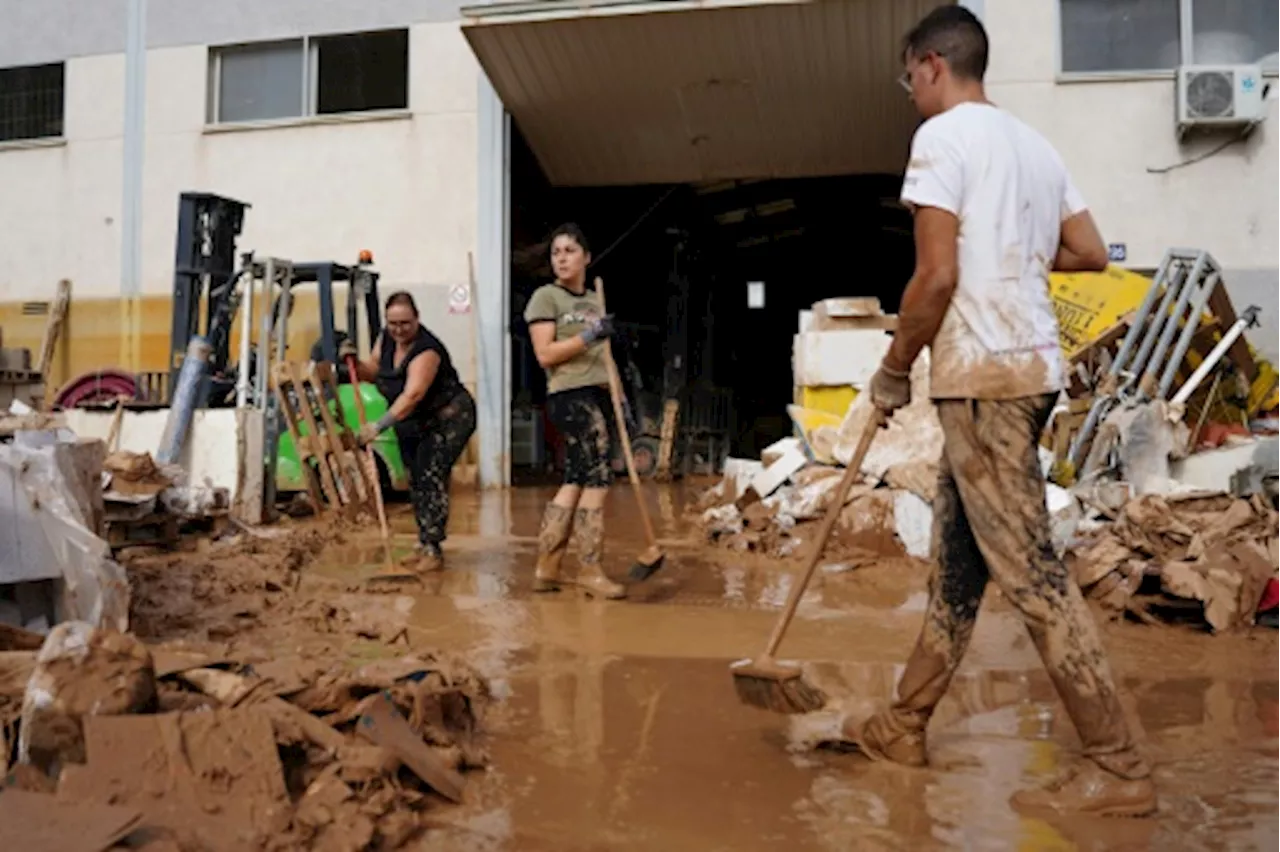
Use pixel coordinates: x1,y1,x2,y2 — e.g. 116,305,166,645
1049,266,1154,358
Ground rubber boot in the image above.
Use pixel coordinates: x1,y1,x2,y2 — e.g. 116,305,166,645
842,710,928,768
1011,760,1157,818
400,542,444,574
571,507,626,600
533,504,573,592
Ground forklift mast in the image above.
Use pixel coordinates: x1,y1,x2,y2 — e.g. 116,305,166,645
170,192,250,393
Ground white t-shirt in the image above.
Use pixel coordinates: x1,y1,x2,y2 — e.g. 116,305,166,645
901,101,1085,400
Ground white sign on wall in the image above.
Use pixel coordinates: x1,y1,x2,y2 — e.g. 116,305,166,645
448,282,472,314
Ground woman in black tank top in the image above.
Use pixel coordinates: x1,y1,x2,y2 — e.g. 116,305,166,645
344,291,476,572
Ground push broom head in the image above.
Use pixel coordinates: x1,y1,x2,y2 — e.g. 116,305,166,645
730,657,827,715
627,545,667,583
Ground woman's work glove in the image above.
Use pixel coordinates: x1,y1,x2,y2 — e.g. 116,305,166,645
338,339,358,361
579,314,615,345
868,362,911,413
357,413,395,447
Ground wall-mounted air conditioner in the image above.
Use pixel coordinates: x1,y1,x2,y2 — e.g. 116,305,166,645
1176,64,1267,137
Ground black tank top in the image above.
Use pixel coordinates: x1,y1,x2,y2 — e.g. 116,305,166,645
375,326,464,420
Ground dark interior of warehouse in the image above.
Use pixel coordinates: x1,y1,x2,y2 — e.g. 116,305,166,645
507,126,915,481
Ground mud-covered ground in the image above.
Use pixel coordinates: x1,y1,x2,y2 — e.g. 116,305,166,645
21,482,1271,850
276,484,1277,851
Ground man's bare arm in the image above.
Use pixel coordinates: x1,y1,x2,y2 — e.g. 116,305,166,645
1054,210,1108,272
883,206,960,374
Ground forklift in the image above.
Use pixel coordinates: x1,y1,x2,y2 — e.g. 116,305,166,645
167,191,411,498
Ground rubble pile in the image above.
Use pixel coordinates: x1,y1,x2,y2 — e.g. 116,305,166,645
699,271,1279,633
1,620,491,852
697,349,937,565
1066,492,1278,632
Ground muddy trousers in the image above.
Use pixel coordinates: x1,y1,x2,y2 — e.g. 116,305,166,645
888,394,1149,780
396,390,477,547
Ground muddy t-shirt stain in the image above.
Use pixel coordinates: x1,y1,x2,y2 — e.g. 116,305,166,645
901,101,1085,400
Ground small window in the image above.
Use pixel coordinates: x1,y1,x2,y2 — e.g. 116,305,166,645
1191,0,1279,69
216,41,305,123
209,29,408,125
0,62,65,142
316,30,409,115
1060,0,1181,74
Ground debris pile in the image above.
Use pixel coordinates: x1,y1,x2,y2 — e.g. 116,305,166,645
1,619,491,851
699,257,1279,633
1066,492,1278,632
697,318,936,566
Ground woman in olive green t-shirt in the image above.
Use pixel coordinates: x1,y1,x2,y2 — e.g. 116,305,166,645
522,224,626,600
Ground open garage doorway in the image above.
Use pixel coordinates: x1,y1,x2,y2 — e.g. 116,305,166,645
462,0,947,483
505,127,915,483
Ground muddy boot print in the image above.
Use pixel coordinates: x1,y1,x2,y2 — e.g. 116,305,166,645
534,504,574,592
571,507,626,600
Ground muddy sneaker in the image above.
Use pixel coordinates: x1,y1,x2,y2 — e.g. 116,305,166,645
842,710,927,767
1011,762,1157,818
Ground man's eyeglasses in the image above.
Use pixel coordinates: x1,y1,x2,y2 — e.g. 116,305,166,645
897,71,912,94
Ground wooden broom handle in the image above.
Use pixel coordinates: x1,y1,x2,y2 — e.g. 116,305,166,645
762,412,882,659
595,277,659,547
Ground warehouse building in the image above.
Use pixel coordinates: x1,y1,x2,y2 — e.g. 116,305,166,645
0,0,1275,486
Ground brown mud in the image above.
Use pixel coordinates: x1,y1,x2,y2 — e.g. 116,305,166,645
318,485,1277,850
6,483,1276,850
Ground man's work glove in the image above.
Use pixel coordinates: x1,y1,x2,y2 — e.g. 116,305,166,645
868,362,912,413
338,339,358,361
579,314,615,345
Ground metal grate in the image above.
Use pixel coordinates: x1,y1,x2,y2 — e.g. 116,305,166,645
0,63,65,142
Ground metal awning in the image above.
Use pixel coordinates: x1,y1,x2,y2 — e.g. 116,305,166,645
461,0,949,187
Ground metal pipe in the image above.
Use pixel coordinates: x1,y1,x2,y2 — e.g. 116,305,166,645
120,0,146,370
1142,255,1211,394
1171,306,1261,406
1155,272,1218,399
1128,255,1198,390
236,270,255,407
255,259,276,408
1104,249,1170,382
157,336,211,465
1067,256,1175,468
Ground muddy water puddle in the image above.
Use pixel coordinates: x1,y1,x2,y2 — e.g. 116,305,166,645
311,490,1277,850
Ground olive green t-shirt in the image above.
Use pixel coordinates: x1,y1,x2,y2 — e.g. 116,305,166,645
524,283,610,395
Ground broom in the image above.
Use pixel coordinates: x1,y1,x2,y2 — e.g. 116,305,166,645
595,277,667,582
731,410,883,713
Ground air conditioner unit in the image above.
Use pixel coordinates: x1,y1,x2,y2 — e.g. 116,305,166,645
1176,64,1267,136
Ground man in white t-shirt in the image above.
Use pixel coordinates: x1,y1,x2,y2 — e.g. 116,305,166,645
848,7,1156,817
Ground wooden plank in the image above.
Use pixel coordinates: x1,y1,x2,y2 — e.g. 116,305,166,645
286,362,342,510
271,367,324,512
304,367,360,506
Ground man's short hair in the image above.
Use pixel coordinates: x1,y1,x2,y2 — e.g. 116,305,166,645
903,6,989,81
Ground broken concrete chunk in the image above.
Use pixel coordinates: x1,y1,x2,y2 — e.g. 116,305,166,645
18,622,156,775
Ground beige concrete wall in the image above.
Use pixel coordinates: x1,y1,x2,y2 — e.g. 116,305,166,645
984,0,1278,272
0,21,483,380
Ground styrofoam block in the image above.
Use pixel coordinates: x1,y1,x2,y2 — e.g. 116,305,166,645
793,330,892,387
762,437,802,466
893,490,933,558
798,309,814,333
723,458,764,499
750,445,808,499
